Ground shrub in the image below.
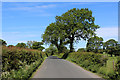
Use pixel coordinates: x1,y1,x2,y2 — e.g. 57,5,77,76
2,46,46,79
77,48,86,52
115,56,120,79
66,52,109,77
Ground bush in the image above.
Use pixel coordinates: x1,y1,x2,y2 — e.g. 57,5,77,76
115,56,120,79
2,46,46,79
66,52,109,78
67,52,108,69
77,48,86,52
66,52,120,79
44,45,58,56
82,60,90,68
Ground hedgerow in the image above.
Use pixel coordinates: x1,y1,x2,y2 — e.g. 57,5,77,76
66,52,120,80
66,52,108,77
1,46,46,79
115,56,120,79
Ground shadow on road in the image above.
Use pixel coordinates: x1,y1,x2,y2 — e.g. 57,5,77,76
47,56,61,59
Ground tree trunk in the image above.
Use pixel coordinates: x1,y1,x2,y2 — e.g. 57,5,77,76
56,39,63,53
58,47,62,53
70,34,74,52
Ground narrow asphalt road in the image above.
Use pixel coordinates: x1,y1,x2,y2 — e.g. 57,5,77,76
32,56,102,78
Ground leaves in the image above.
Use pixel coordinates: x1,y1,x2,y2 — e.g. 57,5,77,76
103,39,119,56
32,41,45,51
0,39,7,46
16,43,27,48
86,36,103,53
42,8,99,52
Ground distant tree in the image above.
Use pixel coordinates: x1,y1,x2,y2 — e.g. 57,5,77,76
86,36,103,53
27,41,36,49
32,42,45,51
16,43,27,48
103,39,118,56
77,48,86,52
8,45,14,47
44,44,58,56
0,39,7,46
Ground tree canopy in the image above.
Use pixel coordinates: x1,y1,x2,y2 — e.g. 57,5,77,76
103,39,118,56
42,8,99,53
44,44,58,56
16,43,27,48
77,48,86,52
8,45,14,47
42,23,65,53
0,39,7,46
86,36,103,53
32,41,45,51
27,41,36,49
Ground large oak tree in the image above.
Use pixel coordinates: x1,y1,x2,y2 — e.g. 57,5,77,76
42,8,100,53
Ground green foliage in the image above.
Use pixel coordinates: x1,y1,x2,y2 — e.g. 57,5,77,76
98,57,117,79
86,36,103,53
66,52,120,79
60,46,69,54
103,39,118,56
2,46,46,79
8,45,14,47
42,22,67,53
42,8,99,53
27,41,36,49
32,41,45,51
0,39,7,46
44,44,58,56
67,52,108,70
56,8,100,52
115,56,120,79
16,43,27,48
77,48,86,52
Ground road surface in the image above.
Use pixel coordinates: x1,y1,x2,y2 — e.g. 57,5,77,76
32,56,102,78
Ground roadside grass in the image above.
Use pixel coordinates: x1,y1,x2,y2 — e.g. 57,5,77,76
107,57,117,72
98,56,117,79
60,52,119,80
29,57,47,80
53,53,64,58
66,57,103,78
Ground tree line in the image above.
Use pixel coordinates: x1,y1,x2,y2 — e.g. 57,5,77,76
42,8,120,56
1,8,119,56
0,39,45,51
84,37,119,56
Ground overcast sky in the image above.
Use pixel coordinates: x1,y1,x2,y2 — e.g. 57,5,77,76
2,2,118,50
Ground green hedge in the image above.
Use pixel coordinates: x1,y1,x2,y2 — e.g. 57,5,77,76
66,52,108,76
115,56,120,79
66,52,120,79
1,46,46,79
67,52,108,69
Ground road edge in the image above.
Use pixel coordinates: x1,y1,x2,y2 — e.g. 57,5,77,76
29,57,47,79
65,59,104,79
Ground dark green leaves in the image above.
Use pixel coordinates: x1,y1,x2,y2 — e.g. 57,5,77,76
86,36,103,53
42,8,100,52
0,39,7,46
